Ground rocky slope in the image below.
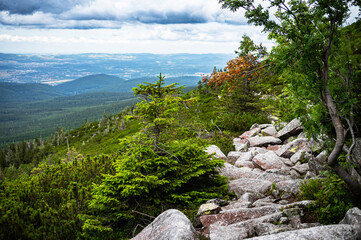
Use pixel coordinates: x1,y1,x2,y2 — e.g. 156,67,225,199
132,119,361,240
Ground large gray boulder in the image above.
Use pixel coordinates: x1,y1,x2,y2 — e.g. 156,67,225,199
276,119,303,141
228,178,273,198
131,209,197,240
247,224,361,240
249,136,282,147
252,151,286,170
205,145,227,160
340,207,361,226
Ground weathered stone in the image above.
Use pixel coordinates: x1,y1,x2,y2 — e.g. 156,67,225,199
131,209,197,240
251,124,274,130
235,159,256,168
249,136,282,147
218,163,258,180
249,147,268,156
275,179,304,196
209,222,248,240
247,224,361,240
233,139,250,152
267,145,281,151
261,126,278,137
254,223,294,236
197,202,222,216
265,167,291,176
276,118,303,141
280,157,294,167
304,171,317,179
240,127,261,139
252,196,278,208
209,212,283,240
257,172,293,182
227,151,244,164
290,169,301,178
205,145,227,160
340,207,361,226
290,150,312,164
234,152,254,168
252,151,286,170
200,205,279,228
291,163,309,175
283,200,316,209
228,178,273,198
309,150,328,174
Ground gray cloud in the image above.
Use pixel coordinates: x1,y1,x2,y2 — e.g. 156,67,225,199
0,0,246,29
0,0,87,14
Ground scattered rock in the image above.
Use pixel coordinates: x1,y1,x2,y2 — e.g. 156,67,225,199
234,152,254,168
240,128,261,139
200,206,279,228
249,136,282,147
275,179,304,196
276,118,303,141
290,150,311,164
247,224,361,240
227,151,244,164
131,209,197,240
340,207,361,226
291,163,310,175
309,150,328,174
228,178,273,198
261,126,278,137
205,145,227,160
252,151,286,170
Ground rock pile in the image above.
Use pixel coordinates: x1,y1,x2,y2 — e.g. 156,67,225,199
132,119,361,240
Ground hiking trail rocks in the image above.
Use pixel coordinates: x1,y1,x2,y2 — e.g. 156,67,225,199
132,119,361,240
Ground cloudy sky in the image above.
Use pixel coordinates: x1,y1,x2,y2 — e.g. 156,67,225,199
0,0,359,54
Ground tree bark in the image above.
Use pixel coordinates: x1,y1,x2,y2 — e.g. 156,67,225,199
324,87,361,203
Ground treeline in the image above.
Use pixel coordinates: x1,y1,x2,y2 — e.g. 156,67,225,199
0,92,138,147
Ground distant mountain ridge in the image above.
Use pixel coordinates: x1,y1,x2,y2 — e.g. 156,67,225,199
0,82,65,103
1,74,202,104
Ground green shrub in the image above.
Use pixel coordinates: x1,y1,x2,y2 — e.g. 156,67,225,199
300,172,354,224
82,134,230,238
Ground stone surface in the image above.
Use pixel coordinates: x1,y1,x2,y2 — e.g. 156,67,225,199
249,147,268,156
252,151,286,170
261,126,278,137
276,118,303,141
218,163,257,180
249,136,282,147
209,212,283,240
200,206,279,228
197,202,222,216
275,179,304,196
290,150,311,164
205,145,227,160
235,159,256,168
228,178,273,198
227,151,244,164
340,207,361,226
240,128,261,139
247,224,361,240
309,150,328,174
131,209,197,240
292,163,310,175
234,152,254,168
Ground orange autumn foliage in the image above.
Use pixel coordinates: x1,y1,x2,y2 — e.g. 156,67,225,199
203,55,261,92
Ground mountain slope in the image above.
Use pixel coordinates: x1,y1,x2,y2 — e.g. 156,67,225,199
0,82,65,103
55,74,126,95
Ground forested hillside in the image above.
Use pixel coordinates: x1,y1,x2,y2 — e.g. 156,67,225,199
0,10,360,240
0,74,201,147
